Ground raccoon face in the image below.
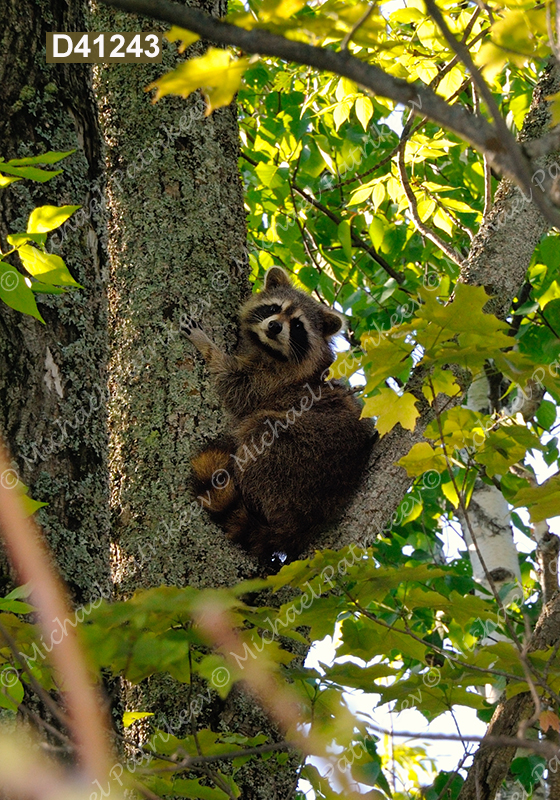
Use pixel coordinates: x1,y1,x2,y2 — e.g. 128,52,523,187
244,298,311,362
240,267,344,367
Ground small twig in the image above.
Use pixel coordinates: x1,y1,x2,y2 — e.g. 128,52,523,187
0,620,69,729
291,182,406,284
397,139,464,266
365,722,560,759
145,741,294,774
341,4,375,50
131,780,164,800
18,703,73,750
434,750,473,800
424,0,557,225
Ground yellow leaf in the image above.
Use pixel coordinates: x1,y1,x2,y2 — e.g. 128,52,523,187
372,182,386,211
414,59,439,84
335,77,356,101
147,48,250,114
398,442,447,476
476,41,508,84
442,480,460,508
361,388,420,436
123,711,154,728
355,95,373,130
333,99,353,131
328,351,363,381
513,475,560,523
260,0,308,22
425,407,488,449
18,245,81,287
417,197,436,222
27,204,80,234
432,207,453,235
436,66,465,100
361,335,413,392
165,26,200,52
548,91,560,127
423,369,461,404
538,280,560,309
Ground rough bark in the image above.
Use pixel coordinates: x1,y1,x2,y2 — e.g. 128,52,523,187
93,4,301,797
0,0,111,602
458,590,560,800
460,58,560,319
454,60,560,800
328,60,560,554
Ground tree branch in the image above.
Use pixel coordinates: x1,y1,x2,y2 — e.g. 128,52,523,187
101,0,560,227
291,182,405,283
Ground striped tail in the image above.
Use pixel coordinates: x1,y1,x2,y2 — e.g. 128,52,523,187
191,441,239,515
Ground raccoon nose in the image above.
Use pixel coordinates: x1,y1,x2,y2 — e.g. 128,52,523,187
267,320,283,338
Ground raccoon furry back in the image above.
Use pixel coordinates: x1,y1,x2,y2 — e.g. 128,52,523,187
185,267,375,562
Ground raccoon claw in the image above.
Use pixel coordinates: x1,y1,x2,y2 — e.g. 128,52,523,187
181,316,200,337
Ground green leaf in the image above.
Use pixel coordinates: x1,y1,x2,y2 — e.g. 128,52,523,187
0,262,44,322
540,235,560,269
4,584,33,601
368,217,385,250
0,598,35,614
20,493,48,516
27,205,80,234
0,164,63,183
475,424,542,476
0,668,23,712
7,150,75,166
536,399,557,430
337,220,352,261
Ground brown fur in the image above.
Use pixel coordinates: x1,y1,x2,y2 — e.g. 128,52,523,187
186,267,375,561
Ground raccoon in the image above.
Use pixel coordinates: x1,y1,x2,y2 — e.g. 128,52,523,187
183,266,375,562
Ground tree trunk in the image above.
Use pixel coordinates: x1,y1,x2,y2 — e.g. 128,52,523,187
93,4,302,797
0,0,111,603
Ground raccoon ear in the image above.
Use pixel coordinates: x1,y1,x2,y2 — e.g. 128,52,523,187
322,309,344,337
264,267,291,291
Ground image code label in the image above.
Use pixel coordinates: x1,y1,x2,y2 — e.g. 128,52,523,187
46,33,162,63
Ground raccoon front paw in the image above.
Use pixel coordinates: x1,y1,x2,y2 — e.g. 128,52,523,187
180,315,201,337
180,314,215,358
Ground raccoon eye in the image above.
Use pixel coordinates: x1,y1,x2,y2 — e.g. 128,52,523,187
292,318,304,329
266,304,281,316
